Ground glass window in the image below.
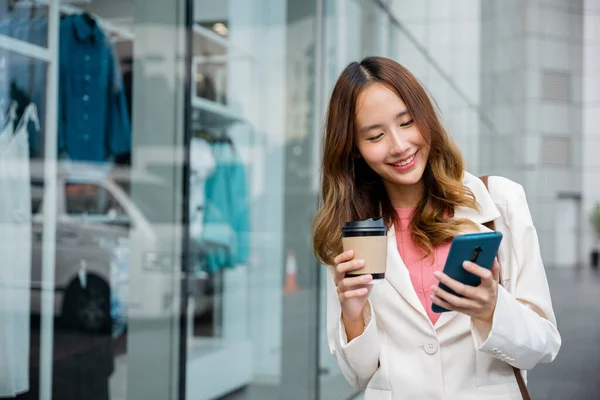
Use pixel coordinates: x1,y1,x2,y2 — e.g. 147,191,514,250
65,182,126,220
31,179,44,214
0,2,49,47
65,183,103,215
8,1,590,400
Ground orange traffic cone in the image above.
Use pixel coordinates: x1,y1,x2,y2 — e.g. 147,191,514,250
284,250,299,294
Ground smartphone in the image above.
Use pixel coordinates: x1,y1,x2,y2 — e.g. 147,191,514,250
432,231,503,313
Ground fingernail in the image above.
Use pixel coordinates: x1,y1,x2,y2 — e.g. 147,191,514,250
433,271,442,279
462,261,470,268
364,274,373,281
430,285,437,291
356,259,365,266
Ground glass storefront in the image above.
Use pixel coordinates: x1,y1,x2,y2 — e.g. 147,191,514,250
0,0,488,399
2,0,190,398
1,0,594,399
1,0,329,399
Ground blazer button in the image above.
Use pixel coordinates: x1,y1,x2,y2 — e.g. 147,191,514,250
423,342,438,355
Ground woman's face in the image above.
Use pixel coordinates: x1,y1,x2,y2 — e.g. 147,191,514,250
354,83,430,190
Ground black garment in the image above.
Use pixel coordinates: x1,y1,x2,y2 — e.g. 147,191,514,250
116,64,132,166
122,69,132,118
15,320,114,400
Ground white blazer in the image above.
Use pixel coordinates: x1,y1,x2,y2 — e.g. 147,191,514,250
326,172,561,400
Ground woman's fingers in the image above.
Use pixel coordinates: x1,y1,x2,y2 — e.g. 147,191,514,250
431,293,455,311
334,258,366,284
337,274,373,293
333,250,354,266
433,270,479,299
338,287,369,301
431,260,499,321
431,285,480,310
462,261,497,288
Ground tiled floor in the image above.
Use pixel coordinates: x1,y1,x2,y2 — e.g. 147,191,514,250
526,267,600,399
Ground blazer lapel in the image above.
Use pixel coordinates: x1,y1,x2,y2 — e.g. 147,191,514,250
382,172,504,330
384,225,430,319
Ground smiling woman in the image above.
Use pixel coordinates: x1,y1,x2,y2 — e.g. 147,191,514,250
354,85,429,203
313,56,560,400
313,57,478,265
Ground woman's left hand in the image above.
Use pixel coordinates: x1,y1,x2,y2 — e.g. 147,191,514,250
431,259,500,323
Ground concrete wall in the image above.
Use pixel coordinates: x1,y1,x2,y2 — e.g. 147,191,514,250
480,0,584,267
389,0,482,173
583,0,600,263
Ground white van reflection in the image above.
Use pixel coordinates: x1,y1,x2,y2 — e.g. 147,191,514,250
30,161,212,333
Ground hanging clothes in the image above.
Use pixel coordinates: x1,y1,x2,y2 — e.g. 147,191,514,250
58,14,131,162
0,3,48,158
0,102,36,398
189,137,216,242
0,1,10,111
0,102,17,150
201,141,250,273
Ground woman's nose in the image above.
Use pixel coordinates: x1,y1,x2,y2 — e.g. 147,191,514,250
389,129,410,155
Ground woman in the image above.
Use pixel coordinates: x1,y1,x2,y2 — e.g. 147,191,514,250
313,57,561,399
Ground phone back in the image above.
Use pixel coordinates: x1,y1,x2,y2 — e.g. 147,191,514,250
432,232,503,313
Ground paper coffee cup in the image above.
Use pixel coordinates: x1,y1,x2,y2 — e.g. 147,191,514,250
341,218,388,279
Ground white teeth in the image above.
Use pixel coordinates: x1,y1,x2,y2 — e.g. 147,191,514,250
393,154,415,167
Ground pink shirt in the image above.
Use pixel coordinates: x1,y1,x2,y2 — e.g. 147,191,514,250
395,208,451,324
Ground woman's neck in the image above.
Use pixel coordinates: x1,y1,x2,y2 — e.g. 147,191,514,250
385,180,425,209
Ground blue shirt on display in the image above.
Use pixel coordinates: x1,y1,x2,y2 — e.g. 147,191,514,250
58,14,131,162
202,142,251,272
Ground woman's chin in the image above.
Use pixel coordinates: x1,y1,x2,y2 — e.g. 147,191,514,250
392,167,425,186
397,177,422,187
384,174,423,189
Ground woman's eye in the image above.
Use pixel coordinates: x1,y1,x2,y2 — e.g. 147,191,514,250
400,119,414,128
368,133,384,142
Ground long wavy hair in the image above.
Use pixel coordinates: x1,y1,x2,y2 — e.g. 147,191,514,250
313,57,478,266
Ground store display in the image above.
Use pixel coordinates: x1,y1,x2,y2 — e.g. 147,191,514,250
58,13,131,162
97,235,130,339
189,137,216,243
201,136,250,273
15,329,114,400
0,102,36,398
0,2,48,158
1,2,255,399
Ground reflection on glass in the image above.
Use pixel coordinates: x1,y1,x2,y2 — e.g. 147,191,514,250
0,2,49,48
5,0,592,399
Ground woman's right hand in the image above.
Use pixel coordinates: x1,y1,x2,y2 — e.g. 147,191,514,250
333,250,374,323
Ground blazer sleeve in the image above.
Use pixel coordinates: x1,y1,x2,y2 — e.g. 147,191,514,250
471,182,562,370
326,267,380,390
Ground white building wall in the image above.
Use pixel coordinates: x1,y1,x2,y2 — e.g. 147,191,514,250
583,0,600,263
388,0,482,173
481,0,584,267
322,0,592,265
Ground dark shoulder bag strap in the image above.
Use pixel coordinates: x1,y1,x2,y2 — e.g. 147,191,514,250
479,175,532,400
